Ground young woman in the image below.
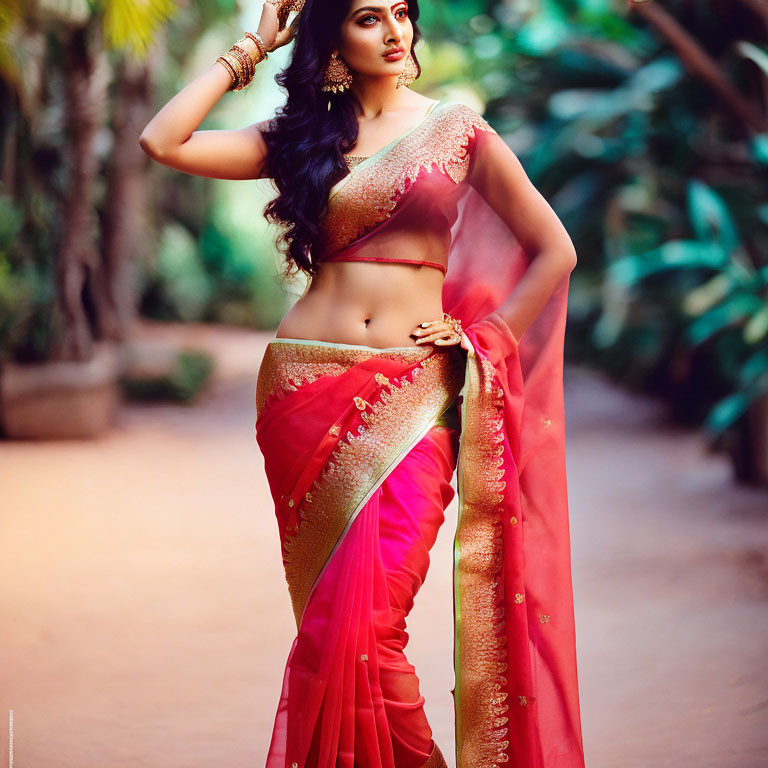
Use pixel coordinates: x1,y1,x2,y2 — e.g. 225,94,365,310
140,1,585,767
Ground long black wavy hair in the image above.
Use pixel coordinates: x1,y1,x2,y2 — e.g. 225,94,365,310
261,0,423,279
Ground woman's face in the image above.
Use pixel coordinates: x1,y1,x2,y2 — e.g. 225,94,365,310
337,1,414,78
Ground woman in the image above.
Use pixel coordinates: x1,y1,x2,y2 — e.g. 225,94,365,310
140,1,585,766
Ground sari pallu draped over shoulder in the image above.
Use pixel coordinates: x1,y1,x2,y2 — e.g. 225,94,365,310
255,101,585,768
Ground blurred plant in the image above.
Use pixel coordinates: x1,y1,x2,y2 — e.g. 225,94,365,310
0,191,49,360
118,348,215,402
608,179,768,437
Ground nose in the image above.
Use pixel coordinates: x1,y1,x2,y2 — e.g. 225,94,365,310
382,12,404,44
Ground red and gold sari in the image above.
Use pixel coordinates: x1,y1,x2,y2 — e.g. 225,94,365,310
255,102,584,768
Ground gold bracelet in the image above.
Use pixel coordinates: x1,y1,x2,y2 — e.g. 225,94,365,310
231,45,254,85
223,51,245,89
224,51,245,91
216,54,239,88
244,31,268,60
239,38,261,69
215,34,267,91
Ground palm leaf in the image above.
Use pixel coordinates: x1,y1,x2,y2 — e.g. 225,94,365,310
684,293,764,346
687,180,741,256
608,240,727,285
100,0,176,57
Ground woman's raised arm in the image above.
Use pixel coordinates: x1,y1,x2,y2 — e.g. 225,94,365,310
139,2,294,180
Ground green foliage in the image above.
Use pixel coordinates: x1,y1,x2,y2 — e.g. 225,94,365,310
118,348,215,403
607,181,768,435
0,193,27,360
3,0,766,450
140,222,213,322
132,7,291,330
137,188,290,328
0,189,56,364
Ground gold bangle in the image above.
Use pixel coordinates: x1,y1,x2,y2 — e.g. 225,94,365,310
241,34,264,63
230,48,251,89
222,51,245,89
231,44,254,85
244,31,268,60
216,55,238,88
236,39,259,69
216,33,267,91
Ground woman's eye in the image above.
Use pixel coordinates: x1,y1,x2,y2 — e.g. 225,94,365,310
359,8,407,25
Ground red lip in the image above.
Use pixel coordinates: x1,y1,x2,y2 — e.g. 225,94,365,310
383,47,404,59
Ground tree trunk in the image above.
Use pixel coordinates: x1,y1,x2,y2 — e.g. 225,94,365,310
51,21,109,362
97,56,153,343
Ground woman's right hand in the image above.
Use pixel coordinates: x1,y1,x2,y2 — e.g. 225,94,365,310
139,0,302,180
411,317,464,348
258,0,301,52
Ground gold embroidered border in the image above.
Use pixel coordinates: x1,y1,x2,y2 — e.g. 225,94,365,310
255,340,432,420
454,337,510,768
319,103,498,257
280,348,464,629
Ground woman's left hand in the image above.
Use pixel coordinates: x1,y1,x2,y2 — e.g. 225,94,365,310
411,318,462,347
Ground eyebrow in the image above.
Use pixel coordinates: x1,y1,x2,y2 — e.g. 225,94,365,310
353,3,406,14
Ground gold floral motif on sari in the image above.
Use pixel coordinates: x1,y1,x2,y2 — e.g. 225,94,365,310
319,103,498,258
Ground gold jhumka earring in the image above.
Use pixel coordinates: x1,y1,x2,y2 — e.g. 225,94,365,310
395,49,419,88
322,50,353,92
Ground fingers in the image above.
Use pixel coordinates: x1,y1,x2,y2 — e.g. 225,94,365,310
416,330,454,344
257,4,279,49
285,13,301,41
261,0,292,40
411,320,461,346
411,320,445,338
271,5,300,48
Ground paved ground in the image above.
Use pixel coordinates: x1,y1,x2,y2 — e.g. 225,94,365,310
1,320,767,768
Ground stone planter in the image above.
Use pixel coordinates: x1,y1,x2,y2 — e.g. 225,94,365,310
0,341,121,440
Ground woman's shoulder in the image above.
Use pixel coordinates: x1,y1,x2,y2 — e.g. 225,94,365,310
409,101,499,184
432,101,498,137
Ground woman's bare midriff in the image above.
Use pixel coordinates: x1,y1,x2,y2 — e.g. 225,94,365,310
273,95,454,349
274,260,445,349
